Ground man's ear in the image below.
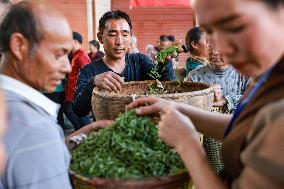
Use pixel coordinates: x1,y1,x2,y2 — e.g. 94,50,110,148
97,32,103,44
9,33,29,61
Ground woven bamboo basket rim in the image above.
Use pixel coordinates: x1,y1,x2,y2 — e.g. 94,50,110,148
70,169,189,186
93,80,213,99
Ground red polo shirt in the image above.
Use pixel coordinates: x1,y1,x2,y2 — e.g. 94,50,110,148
66,49,90,102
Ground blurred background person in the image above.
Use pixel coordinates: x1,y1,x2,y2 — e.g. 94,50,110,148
156,34,171,52
186,46,250,173
65,31,91,130
43,80,66,129
88,39,104,62
145,44,157,61
168,35,175,44
128,34,139,53
187,46,250,113
185,26,209,75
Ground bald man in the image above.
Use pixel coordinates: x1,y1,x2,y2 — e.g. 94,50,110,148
0,1,74,188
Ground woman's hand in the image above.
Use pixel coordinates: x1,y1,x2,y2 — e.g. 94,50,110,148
158,108,200,152
127,96,180,115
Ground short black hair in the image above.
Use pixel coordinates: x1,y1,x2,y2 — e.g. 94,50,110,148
185,27,205,54
168,35,175,42
99,10,132,33
72,31,83,44
159,35,169,42
0,1,43,53
89,39,100,50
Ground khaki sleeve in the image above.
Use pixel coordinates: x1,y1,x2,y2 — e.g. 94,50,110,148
233,102,284,189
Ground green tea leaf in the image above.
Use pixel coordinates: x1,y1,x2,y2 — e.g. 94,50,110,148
70,110,185,179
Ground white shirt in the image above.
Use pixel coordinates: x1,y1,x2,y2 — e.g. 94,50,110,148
0,74,59,117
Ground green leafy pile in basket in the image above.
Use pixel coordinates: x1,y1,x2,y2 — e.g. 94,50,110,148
70,110,185,179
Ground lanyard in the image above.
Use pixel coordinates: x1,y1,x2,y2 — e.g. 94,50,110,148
224,68,274,137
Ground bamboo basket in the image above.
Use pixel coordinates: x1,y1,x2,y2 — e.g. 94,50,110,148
92,81,213,120
203,106,227,174
70,170,189,189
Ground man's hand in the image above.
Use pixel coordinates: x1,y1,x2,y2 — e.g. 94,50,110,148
94,71,124,92
89,120,114,133
65,120,113,143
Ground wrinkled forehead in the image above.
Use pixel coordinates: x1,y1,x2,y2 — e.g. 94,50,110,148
38,14,73,51
40,14,72,38
104,18,131,33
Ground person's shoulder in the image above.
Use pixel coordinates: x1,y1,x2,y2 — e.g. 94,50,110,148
127,53,153,64
240,98,284,186
77,50,90,62
245,98,284,147
127,52,148,58
98,51,105,56
256,99,284,122
81,58,103,70
186,65,209,81
6,92,48,120
189,64,209,75
5,106,63,156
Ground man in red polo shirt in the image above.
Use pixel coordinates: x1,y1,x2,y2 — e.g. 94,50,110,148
65,31,91,130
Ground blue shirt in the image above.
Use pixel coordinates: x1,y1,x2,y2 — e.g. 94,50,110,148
0,75,72,189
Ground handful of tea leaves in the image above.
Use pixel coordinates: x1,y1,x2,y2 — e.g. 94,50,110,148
155,46,179,63
70,110,185,179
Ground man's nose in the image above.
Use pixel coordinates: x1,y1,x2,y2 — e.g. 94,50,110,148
115,35,123,45
62,56,72,74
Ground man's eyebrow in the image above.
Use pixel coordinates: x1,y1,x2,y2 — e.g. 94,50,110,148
107,29,118,33
122,30,130,33
107,29,130,33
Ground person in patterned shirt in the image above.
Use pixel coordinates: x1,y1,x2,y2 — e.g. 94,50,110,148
186,46,250,113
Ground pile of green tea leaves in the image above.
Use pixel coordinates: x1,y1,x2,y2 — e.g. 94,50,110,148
70,110,185,179
155,46,179,63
